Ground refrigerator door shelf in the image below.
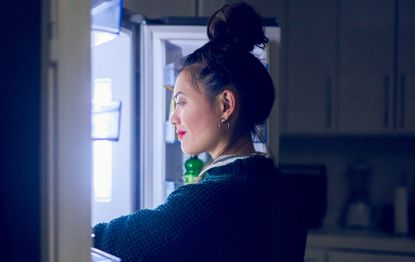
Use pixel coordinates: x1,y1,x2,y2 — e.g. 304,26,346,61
91,0,123,34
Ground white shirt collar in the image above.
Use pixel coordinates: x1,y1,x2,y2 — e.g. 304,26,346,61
200,152,268,176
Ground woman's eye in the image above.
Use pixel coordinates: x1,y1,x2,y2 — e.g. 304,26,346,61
176,101,185,108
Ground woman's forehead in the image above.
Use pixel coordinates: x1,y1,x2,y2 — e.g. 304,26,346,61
174,71,198,95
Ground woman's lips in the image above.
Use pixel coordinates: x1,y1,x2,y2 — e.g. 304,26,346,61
177,131,186,139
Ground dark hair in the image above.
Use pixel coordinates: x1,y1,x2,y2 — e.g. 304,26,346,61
183,1,275,136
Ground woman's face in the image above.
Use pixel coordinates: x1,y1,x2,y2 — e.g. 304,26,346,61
170,70,224,156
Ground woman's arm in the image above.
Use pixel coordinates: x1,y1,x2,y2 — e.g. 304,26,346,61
92,179,231,262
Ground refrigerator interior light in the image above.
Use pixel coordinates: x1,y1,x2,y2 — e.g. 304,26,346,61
92,78,116,203
93,141,113,202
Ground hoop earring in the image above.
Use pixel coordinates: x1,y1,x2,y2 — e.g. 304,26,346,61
218,118,230,130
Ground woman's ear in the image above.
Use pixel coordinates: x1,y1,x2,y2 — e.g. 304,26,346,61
218,89,237,120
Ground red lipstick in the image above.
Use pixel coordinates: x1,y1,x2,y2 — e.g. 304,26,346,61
177,130,186,139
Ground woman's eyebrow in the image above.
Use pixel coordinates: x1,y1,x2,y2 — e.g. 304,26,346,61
174,91,185,99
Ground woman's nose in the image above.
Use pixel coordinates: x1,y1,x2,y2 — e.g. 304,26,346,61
170,109,178,126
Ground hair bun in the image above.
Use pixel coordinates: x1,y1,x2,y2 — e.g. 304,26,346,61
207,2,268,52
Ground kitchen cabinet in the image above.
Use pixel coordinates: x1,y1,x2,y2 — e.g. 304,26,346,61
280,0,337,134
329,251,415,262
305,249,327,262
123,0,196,17
305,249,415,262
338,0,415,134
337,0,394,134
281,0,415,135
199,0,282,18
198,0,225,16
396,0,415,133
306,231,415,262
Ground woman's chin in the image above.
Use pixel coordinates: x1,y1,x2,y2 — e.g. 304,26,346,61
180,144,190,155
180,145,201,156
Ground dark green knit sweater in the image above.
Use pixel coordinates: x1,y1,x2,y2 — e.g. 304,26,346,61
93,155,307,261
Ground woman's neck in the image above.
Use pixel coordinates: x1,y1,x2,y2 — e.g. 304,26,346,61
211,134,255,159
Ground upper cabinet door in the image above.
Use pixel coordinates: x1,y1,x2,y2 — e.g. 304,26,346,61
198,0,226,16
397,0,415,133
124,0,196,17
337,0,395,134
281,0,337,134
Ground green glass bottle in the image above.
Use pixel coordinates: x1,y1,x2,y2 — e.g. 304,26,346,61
183,155,204,184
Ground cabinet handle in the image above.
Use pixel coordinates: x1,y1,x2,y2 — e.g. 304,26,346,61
326,77,333,129
383,76,390,128
399,74,406,128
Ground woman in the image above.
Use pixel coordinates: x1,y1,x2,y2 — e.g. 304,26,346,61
93,2,307,261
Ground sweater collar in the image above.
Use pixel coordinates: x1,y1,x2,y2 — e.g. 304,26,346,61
200,152,271,178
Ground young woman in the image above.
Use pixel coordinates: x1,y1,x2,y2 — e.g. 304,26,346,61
93,2,307,261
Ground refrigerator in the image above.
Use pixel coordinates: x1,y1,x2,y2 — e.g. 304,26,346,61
90,7,281,225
